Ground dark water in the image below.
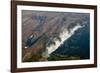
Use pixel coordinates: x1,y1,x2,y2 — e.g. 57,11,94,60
49,20,90,60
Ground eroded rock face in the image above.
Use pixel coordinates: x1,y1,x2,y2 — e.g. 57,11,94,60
22,10,90,62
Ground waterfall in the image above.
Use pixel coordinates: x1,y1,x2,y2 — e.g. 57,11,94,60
44,23,84,57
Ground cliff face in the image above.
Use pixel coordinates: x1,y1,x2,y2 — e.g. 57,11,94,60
22,10,90,62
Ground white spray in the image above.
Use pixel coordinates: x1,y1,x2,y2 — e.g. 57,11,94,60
42,23,84,58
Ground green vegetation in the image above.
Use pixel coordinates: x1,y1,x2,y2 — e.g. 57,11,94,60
48,53,80,61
